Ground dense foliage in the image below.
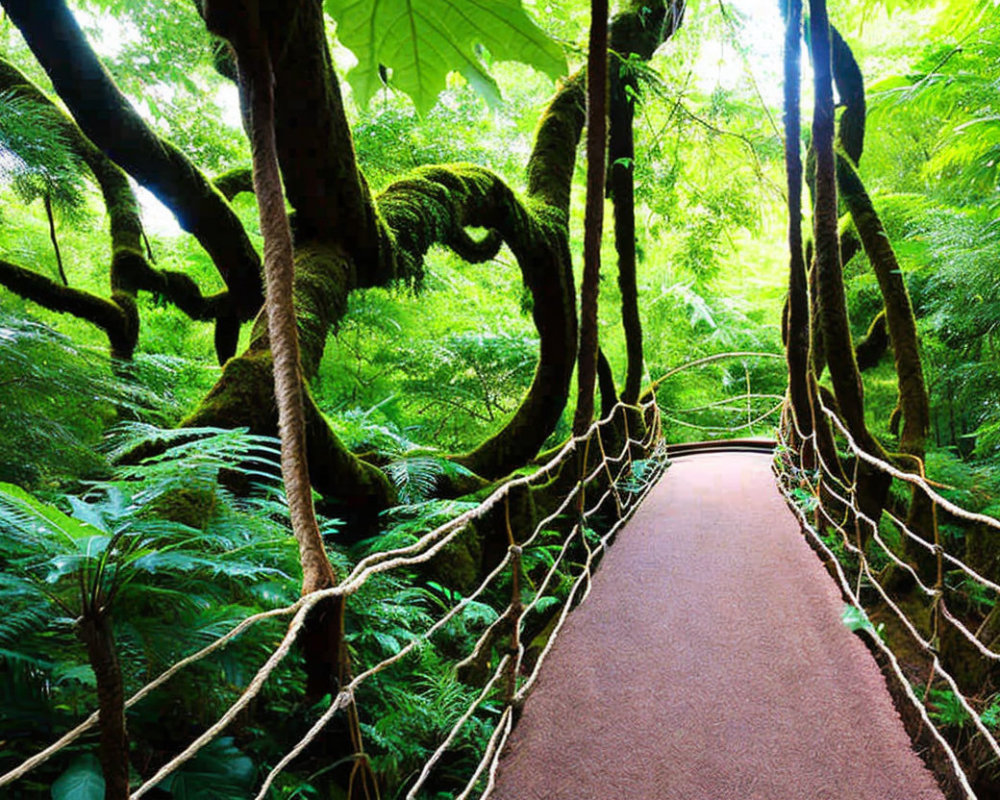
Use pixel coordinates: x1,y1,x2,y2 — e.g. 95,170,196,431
1,0,998,796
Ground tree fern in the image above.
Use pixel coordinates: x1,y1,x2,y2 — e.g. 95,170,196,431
0,423,319,789
0,89,88,216
0,310,185,486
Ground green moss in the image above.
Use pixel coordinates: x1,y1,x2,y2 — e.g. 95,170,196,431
423,523,482,594
183,349,276,432
291,243,354,377
145,487,218,528
526,72,586,212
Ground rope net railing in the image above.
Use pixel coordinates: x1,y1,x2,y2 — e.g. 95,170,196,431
775,394,1000,800
0,394,667,798
650,351,786,439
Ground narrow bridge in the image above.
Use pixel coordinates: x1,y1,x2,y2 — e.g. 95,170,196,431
4,385,999,799
489,448,941,799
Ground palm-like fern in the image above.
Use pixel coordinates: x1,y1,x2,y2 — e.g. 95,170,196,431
0,424,305,795
0,310,191,486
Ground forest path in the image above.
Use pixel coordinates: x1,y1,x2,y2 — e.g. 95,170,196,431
489,451,944,800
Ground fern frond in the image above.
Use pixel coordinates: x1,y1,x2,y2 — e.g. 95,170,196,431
0,89,89,215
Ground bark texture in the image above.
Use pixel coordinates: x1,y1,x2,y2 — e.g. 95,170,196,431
1,0,262,360
79,613,129,799
782,0,813,452
573,0,610,436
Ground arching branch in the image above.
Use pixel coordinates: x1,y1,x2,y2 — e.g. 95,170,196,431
379,157,580,479
0,58,241,362
1,0,264,325
0,259,136,358
213,167,255,201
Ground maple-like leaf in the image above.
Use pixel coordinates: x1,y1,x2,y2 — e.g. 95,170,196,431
326,0,567,114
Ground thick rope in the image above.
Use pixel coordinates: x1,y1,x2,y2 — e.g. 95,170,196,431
776,391,1000,796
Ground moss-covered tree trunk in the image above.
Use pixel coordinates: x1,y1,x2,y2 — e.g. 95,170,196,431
4,0,677,527
808,0,890,534
186,1,684,493
782,0,813,459
573,0,610,435
829,30,935,584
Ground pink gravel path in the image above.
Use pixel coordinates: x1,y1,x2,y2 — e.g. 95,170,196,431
489,452,943,800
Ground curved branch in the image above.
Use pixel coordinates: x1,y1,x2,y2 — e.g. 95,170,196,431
831,25,865,165
0,57,242,361
379,161,579,478
213,167,255,201
830,30,929,461
1,0,263,322
0,259,136,358
855,309,889,371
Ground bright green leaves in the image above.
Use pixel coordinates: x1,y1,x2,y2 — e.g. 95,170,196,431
841,604,885,640
325,0,567,114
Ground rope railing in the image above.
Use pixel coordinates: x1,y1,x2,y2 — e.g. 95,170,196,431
0,393,667,798
652,351,785,438
775,393,1000,799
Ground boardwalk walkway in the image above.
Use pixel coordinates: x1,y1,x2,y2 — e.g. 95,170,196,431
490,452,944,800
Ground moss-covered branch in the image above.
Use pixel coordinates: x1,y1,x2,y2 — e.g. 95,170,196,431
213,167,255,200
0,57,242,361
0,259,137,358
855,309,889,371
831,25,865,165
380,160,578,478
830,31,929,462
2,0,263,324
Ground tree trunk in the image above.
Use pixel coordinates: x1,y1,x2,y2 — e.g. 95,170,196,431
829,29,934,583
78,612,129,799
573,0,610,436
782,0,813,459
809,0,890,535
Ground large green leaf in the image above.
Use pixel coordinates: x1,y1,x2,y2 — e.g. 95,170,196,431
156,737,254,800
51,754,105,800
325,0,566,114
0,482,103,551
